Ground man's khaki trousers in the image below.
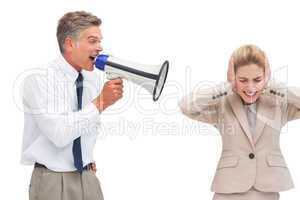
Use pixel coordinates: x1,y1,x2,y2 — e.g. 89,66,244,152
29,167,104,200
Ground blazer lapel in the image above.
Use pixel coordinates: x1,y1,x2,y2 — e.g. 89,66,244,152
228,92,255,149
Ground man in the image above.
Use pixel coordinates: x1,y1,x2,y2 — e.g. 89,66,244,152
21,11,123,200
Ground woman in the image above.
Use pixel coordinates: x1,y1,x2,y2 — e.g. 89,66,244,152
179,45,300,200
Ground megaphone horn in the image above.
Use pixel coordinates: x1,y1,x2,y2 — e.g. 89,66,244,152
94,54,169,101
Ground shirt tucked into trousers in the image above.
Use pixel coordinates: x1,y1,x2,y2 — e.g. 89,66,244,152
23,55,103,200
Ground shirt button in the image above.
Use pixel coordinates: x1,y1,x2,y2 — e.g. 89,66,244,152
249,153,255,159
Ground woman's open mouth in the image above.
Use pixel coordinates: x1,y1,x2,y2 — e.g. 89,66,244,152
243,91,257,98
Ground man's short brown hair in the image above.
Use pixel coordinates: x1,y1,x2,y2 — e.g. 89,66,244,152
56,11,102,53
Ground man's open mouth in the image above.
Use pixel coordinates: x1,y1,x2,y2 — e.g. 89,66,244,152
89,55,97,63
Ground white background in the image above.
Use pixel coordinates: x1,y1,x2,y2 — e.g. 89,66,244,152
1,0,300,199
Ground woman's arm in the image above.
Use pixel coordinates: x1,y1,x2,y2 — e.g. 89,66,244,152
265,80,300,123
179,82,231,125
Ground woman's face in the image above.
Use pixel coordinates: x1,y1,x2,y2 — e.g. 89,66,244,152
235,64,265,104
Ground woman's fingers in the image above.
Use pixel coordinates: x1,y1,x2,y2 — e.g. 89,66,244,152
264,57,271,84
227,56,236,92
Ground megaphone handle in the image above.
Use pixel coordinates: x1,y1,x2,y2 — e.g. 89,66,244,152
106,72,122,80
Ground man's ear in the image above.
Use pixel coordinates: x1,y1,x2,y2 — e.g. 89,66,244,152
63,37,74,53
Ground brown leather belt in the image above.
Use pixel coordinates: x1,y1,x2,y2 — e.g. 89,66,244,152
34,162,93,171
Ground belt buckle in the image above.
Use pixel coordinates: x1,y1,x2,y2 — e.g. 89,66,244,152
85,163,92,171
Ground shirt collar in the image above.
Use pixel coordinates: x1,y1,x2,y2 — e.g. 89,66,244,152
57,53,81,83
244,102,257,112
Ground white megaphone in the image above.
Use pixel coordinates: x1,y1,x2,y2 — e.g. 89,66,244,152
94,54,169,101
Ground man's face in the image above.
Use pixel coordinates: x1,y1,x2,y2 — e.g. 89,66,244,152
67,26,103,71
235,64,265,104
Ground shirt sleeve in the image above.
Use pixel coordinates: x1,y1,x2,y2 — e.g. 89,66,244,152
22,73,101,148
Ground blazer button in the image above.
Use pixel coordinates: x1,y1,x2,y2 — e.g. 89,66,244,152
249,153,255,159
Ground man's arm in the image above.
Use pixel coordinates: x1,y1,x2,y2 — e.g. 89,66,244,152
23,75,123,148
92,78,123,112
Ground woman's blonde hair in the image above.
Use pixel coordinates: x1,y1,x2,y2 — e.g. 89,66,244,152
231,44,268,73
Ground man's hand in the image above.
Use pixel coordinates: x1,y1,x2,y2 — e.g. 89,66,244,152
91,162,97,174
93,78,124,112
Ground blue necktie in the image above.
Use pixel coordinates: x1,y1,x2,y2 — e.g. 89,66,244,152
73,73,83,172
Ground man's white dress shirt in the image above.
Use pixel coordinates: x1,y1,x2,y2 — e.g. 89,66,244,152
21,54,102,172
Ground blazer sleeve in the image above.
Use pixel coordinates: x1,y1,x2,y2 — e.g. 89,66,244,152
265,80,300,124
179,82,231,125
